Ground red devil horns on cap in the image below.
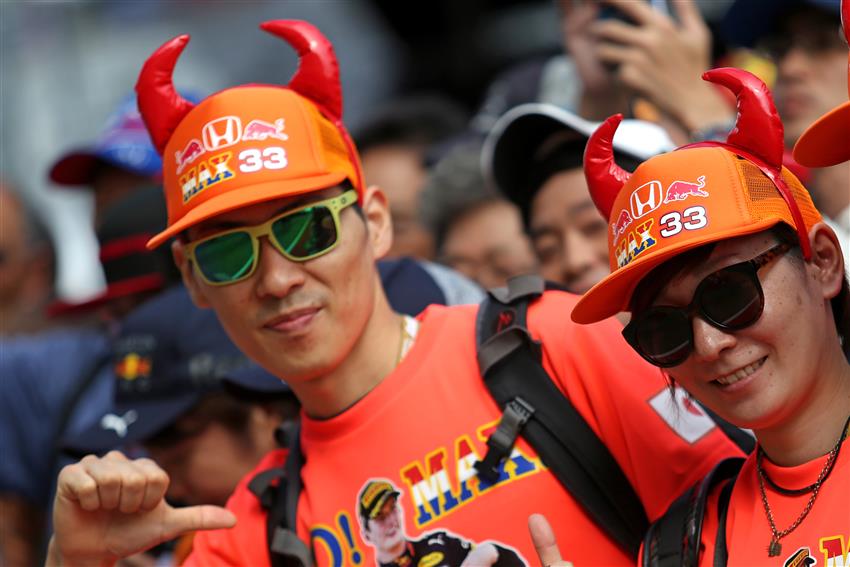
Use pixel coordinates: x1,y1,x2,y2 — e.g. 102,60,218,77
136,35,195,155
584,67,784,220
260,20,342,121
701,67,784,169
583,114,632,219
136,20,344,156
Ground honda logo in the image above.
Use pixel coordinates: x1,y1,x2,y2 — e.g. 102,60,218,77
630,181,663,219
202,116,242,150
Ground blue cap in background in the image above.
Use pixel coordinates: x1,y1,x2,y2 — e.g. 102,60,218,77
49,94,163,186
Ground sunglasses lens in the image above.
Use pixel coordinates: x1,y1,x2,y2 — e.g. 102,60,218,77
194,231,255,284
272,206,338,259
699,268,763,329
635,309,692,367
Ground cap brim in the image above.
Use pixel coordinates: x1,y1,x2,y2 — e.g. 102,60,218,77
483,103,674,203
47,275,166,318
61,394,200,455
792,101,850,167
147,172,348,249
482,103,594,200
224,364,290,394
49,151,102,186
571,219,781,324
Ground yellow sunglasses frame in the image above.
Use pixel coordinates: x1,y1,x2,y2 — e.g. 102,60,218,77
186,189,358,286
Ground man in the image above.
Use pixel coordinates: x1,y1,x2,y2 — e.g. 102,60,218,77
355,95,468,260
358,480,521,567
49,94,164,223
47,20,741,567
483,103,673,293
0,187,180,567
419,141,537,288
720,0,849,236
791,0,850,258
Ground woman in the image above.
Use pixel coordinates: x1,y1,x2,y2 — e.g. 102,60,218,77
533,67,850,567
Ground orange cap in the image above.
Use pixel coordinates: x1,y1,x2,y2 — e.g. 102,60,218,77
572,69,823,324
136,21,364,249
792,0,850,167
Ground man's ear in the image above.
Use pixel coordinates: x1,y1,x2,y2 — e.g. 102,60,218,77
361,185,393,260
171,239,211,308
807,222,846,300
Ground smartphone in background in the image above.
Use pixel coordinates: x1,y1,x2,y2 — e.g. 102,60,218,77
598,0,674,23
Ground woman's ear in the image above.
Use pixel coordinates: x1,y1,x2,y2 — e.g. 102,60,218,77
172,239,211,308
807,222,846,300
360,185,393,259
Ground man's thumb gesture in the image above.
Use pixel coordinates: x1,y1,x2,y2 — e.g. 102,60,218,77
48,451,236,566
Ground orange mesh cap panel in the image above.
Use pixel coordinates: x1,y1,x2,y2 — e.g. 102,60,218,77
147,86,361,248
572,147,822,324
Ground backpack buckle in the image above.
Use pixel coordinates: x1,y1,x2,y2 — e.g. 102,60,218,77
475,397,535,483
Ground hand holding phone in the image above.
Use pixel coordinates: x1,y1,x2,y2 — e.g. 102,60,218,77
588,0,734,136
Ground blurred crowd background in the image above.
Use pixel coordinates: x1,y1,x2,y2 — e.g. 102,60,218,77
1,0,848,565
2,0,745,304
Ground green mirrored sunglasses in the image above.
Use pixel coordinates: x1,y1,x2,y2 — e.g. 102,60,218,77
186,189,357,285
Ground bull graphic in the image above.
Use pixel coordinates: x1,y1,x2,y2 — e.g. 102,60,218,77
664,176,708,203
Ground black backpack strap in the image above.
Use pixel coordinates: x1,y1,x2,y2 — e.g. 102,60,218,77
248,421,313,567
475,275,648,558
642,457,744,567
712,466,738,567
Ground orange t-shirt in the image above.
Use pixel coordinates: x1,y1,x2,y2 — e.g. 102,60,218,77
696,441,850,566
186,292,742,567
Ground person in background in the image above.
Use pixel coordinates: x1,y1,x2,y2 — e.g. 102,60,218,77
0,180,55,336
792,0,850,209
46,20,741,567
61,284,299,565
482,103,673,294
49,94,164,223
721,0,849,241
419,141,537,289
0,187,180,567
534,68,850,567
476,0,735,147
355,95,469,260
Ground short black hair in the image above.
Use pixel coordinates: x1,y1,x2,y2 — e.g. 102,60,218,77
354,94,469,155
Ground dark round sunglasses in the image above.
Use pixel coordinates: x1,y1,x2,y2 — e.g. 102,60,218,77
622,241,794,368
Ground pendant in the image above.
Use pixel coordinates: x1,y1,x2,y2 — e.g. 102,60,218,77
768,540,782,557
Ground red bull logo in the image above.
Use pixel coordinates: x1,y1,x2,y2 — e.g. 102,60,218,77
174,138,205,174
611,209,634,243
114,353,152,381
664,175,708,203
242,118,289,142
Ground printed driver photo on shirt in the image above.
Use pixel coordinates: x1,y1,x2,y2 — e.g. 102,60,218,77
357,479,524,567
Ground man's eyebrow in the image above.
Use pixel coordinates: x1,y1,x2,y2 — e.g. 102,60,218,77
568,201,597,216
